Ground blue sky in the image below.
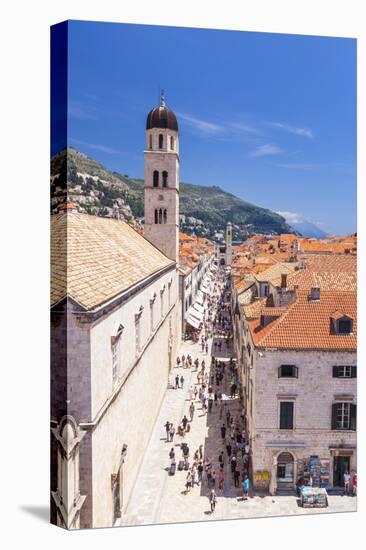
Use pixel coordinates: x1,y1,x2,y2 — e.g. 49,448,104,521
57,21,356,235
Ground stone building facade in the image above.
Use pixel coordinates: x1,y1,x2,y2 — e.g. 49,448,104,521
51,98,182,529
232,255,357,494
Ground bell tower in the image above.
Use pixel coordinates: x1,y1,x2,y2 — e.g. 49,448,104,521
144,92,179,263
226,221,233,266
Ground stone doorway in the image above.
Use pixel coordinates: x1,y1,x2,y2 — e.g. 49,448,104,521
276,452,294,488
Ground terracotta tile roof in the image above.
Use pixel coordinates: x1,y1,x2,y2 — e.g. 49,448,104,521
271,255,356,291
51,212,174,310
255,262,298,283
243,297,267,319
247,290,356,351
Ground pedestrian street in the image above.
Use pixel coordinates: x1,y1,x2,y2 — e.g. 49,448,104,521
121,276,356,527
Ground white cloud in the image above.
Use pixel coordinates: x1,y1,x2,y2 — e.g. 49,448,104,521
249,143,283,157
177,112,224,134
270,122,314,139
68,100,98,120
70,139,126,155
276,211,304,223
274,162,322,170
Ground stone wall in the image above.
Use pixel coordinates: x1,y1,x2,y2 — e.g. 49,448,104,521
251,349,357,491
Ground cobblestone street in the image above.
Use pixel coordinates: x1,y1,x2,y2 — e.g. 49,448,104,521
121,290,357,526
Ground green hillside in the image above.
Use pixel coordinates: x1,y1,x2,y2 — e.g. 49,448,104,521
51,148,293,238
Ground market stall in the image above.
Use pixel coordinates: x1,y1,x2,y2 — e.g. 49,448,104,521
300,486,328,508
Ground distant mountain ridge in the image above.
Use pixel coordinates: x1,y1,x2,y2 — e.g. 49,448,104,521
51,148,295,240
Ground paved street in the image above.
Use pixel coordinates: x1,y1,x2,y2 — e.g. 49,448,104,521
121,282,357,527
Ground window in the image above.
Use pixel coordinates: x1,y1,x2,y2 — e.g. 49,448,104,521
162,171,168,187
112,340,120,384
149,134,152,149
338,319,352,334
332,402,356,430
154,209,158,224
278,365,298,378
153,170,159,187
159,133,163,149
333,366,356,378
135,308,143,356
163,209,167,224
158,209,162,224
170,136,174,150
160,290,164,318
279,401,294,429
150,296,156,332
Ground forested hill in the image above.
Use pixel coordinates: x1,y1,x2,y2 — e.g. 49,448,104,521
51,148,294,239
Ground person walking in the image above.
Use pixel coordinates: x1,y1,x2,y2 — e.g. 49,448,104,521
194,386,198,401
182,415,189,431
352,472,357,496
198,462,203,484
164,420,171,442
175,374,179,389
180,375,185,389
169,423,175,442
218,451,224,470
226,442,232,458
176,356,181,368
344,470,351,495
208,397,213,413
218,469,224,491
220,424,226,441
242,475,249,499
185,470,193,493
169,447,175,465
234,468,240,488
189,401,195,422
199,444,203,460
209,489,217,513
205,343,209,354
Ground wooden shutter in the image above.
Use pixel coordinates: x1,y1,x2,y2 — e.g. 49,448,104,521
280,402,294,429
331,403,338,430
350,404,356,430
351,366,357,378
293,366,298,378
332,366,339,377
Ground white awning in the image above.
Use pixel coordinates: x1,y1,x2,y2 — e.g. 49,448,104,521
195,293,204,305
187,305,204,321
193,302,205,315
186,315,201,329
201,285,209,294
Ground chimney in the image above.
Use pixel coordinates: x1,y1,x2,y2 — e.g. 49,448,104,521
309,286,320,301
281,273,287,289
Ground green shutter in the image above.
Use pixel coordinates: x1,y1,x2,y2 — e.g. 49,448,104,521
351,366,357,378
332,366,339,377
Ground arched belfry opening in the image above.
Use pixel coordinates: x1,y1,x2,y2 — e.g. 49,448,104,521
144,91,179,262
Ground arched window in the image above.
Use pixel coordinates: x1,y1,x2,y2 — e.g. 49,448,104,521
162,171,168,187
154,209,158,224
159,134,163,149
153,170,159,187
158,209,162,224
163,209,167,224
149,134,152,149
170,136,174,150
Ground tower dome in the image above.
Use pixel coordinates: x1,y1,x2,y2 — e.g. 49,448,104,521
146,92,178,131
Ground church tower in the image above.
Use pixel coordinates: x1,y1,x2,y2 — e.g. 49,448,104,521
226,221,233,266
144,92,179,263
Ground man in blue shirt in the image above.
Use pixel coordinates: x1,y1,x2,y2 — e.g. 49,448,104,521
243,475,249,499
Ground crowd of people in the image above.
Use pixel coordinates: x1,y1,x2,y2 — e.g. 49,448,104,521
164,267,251,513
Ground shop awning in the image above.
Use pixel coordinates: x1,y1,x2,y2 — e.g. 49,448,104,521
187,305,204,321
193,302,205,315
201,285,210,294
186,315,201,329
195,293,204,305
